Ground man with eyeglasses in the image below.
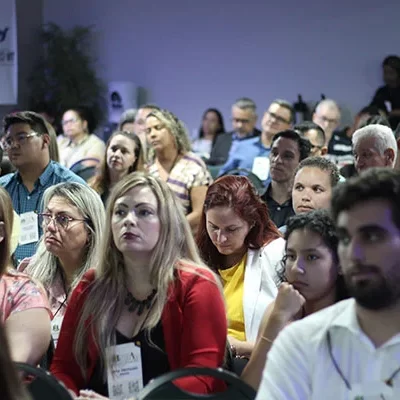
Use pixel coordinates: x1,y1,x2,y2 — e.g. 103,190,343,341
0,111,86,263
256,168,400,400
312,99,354,168
208,97,260,166
218,100,294,185
293,121,327,157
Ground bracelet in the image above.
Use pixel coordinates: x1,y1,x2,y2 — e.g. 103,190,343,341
261,336,273,344
230,344,237,358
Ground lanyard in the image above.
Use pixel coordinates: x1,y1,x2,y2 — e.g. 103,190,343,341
327,331,400,396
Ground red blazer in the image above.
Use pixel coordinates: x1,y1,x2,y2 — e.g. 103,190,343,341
50,267,227,395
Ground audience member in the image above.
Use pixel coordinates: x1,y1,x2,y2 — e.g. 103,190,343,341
292,157,340,214
196,176,285,361
244,210,347,390
257,168,400,399
58,107,106,169
117,108,137,132
192,108,225,159
261,130,311,228
90,130,146,204
218,100,294,183
132,104,161,162
352,124,397,174
294,121,327,156
371,55,400,130
312,99,351,165
0,186,51,366
340,114,391,178
51,173,227,397
208,98,260,166
0,111,86,263
19,183,105,347
146,109,212,232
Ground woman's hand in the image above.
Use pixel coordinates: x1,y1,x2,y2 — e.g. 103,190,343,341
228,335,253,358
271,282,306,322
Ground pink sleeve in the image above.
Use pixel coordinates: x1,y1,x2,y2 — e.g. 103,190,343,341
0,274,51,320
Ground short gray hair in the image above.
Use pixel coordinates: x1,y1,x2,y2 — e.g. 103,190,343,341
352,124,398,166
233,97,257,115
315,99,341,117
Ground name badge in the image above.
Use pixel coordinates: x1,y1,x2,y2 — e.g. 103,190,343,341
19,211,39,245
107,342,143,400
252,157,270,181
51,316,63,348
349,382,394,399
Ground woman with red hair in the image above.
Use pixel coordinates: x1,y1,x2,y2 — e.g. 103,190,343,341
196,175,284,362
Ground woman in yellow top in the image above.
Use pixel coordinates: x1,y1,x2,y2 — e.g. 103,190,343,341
196,175,285,361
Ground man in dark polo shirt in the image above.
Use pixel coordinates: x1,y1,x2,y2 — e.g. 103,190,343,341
261,130,311,228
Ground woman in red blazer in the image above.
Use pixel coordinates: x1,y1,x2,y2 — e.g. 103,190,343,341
50,172,227,399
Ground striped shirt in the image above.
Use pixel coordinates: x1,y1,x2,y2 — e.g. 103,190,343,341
148,151,212,214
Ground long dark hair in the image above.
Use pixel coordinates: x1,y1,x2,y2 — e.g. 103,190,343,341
196,175,281,272
89,131,145,195
198,108,225,141
277,210,348,302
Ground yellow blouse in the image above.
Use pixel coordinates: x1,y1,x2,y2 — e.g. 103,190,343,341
219,254,247,341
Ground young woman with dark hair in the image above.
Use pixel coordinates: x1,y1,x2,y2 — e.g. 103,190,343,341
242,209,348,390
196,175,285,360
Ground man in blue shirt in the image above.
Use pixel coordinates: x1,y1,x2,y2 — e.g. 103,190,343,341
0,111,86,263
219,99,294,185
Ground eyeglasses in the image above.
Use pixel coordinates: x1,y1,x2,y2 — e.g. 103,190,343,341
315,115,339,125
61,117,80,126
38,213,88,230
266,112,290,125
1,132,38,150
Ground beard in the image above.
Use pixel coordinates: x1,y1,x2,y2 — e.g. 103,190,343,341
343,264,400,310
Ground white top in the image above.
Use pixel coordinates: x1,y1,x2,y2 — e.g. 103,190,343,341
256,298,400,400
243,238,285,342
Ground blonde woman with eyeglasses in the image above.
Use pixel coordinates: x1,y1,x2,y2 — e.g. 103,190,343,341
51,172,227,399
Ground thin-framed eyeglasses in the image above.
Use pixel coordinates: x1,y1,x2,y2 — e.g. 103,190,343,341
266,111,290,125
37,213,88,230
1,132,38,150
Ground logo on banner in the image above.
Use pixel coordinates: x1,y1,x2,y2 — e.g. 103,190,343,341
0,26,15,64
0,27,9,42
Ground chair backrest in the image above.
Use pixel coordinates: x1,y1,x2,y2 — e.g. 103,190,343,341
137,367,256,400
69,157,100,173
15,362,72,400
220,168,267,196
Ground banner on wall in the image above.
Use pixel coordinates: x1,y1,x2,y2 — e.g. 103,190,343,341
108,81,138,124
0,0,17,105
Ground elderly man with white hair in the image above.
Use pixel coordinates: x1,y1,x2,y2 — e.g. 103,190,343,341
352,124,397,173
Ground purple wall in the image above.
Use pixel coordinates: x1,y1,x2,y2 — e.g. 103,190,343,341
43,0,400,133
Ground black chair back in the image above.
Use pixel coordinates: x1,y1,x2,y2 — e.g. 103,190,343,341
15,362,72,400
137,367,256,400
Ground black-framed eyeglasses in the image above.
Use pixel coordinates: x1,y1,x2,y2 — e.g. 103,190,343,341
37,213,88,230
1,132,38,150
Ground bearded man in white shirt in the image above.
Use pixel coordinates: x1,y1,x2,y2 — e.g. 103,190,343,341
256,167,400,400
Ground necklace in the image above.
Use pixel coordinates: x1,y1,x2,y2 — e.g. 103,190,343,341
124,289,157,315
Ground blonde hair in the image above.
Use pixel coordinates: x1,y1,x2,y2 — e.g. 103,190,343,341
147,109,192,156
74,172,220,377
26,183,105,294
